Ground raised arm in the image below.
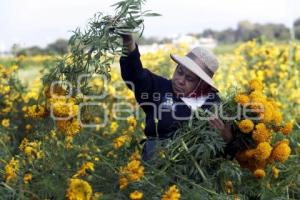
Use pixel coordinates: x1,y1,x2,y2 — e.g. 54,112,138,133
119,34,159,102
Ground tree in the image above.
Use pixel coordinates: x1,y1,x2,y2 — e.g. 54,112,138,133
294,18,300,40
46,39,68,55
293,17,300,27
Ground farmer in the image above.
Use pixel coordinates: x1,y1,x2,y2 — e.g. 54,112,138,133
119,34,235,161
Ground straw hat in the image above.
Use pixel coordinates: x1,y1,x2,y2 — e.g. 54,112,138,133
170,46,219,91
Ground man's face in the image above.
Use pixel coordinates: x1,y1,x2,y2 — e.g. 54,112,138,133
171,64,200,97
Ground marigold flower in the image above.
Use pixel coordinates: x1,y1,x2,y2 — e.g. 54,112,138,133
23,172,32,184
254,169,266,179
73,162,95,178
280,121,294,135
271,140,291,163
19,138,43,161
119,152,144,189
272,110,283,126
244,149,256,158
56,118,81,137
249,79,263,91
249,90,265,100
130,190,143,200
110,122,119,133
4,157,19,183
26,105,46,118
255,142,272,161
127,116,137,129
119,177,128,190
66,178,93,200
1,118,10,128
161,185,181,200
49,97,78,118
113,135,129,149
259,102,273,123
235,94,250,106
272,166,279,178
238,119,254,133
252,123,272,143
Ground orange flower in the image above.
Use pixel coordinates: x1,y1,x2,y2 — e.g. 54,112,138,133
271,140,291,163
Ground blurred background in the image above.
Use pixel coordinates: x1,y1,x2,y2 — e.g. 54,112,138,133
1,0,299,55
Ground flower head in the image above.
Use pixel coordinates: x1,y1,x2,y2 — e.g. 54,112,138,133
254,169,266,179
161,185,180,200
249,79,263,91
252,123,272,143
66,178,93,200
280,121,294,135
271,140,291,163
235,94,250,106
238,119,254,133
255,142,272,161
130,190,143,200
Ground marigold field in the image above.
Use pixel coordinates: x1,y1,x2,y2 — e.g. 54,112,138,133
0,40,299,199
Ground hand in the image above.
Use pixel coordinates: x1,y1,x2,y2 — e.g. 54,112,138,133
119,33,135,53
208,115,233,143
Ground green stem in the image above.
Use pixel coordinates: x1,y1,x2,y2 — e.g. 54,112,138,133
174,174,219,196
181,139,207,181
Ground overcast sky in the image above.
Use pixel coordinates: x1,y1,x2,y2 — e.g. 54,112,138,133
0,0,299,51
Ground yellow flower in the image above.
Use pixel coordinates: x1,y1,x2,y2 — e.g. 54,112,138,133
280,121,294,135
161,185,181,200
113,135,129,149
254,169,266,179
26,105,46,118
249,91,265,101
56,118,81,137
119,177,128,190
23,172,32,184
73,162,95,178
49,97,78,118
272,166,279,178
110,122,119,133
224,180,234,193
238,119,254,133
141,122,145,130
272,111,283,126
19,138,43,161
130,190,143,200
127,116,137,129
255,142,272,161
66,178,93,200
25,124,32,131
252,123,272,143
235,94,249,106
119,152,144,188
249,79,263,91
1,118,10,128
4,157,19,183
271,140,291,163
124,160,144,181
259,102,274,123
129,150,141,161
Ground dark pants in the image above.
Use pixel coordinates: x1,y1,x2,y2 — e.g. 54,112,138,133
141,136,173,162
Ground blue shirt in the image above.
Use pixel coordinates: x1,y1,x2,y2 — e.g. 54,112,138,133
119,43,221,139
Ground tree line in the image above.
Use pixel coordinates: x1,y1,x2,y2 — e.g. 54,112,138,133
12,18,300,56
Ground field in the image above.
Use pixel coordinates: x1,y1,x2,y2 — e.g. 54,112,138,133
0,40,300,199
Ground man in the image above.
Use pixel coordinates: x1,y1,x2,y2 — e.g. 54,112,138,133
119,34,234,161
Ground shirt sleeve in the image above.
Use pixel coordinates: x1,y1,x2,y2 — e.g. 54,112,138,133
119,43,157,102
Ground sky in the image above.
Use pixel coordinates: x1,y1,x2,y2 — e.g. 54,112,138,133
0,0,299,51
